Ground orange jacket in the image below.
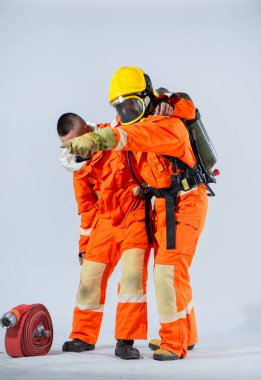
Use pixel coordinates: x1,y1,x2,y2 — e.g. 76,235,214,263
73,162,100,253
109,115,196,188
73,149,145,253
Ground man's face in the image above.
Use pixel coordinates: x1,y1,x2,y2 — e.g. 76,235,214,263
59,118,93,158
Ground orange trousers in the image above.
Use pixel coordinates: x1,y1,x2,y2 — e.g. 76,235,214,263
70,216,150,345
153,185,208,358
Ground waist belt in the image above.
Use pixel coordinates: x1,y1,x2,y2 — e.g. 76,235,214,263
144,165,204,249
4,304,53,358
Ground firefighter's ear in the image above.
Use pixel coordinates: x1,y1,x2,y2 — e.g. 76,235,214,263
84,124,93,133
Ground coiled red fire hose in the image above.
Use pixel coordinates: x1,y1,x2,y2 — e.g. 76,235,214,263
4,304,53,358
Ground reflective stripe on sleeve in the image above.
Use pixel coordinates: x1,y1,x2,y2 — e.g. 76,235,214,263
114,128,128,150
80,227,92,236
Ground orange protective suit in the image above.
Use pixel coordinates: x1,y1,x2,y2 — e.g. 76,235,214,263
102,114,208,358
69,150,149,344
64,95,196,346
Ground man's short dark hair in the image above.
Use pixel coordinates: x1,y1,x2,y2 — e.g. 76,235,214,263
57,113,80,137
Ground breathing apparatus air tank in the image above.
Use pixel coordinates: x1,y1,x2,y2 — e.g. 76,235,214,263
176,92,217,175
156,88,218,175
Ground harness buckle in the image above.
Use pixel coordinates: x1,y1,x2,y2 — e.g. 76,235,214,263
181,178,190,191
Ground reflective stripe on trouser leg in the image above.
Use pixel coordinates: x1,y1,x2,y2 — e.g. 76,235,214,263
153,188,207,357
115,248,148,339
70,260,112,345
186,307,198,347
154,263,195,357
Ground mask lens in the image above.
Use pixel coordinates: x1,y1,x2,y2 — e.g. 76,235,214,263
113,97,144,124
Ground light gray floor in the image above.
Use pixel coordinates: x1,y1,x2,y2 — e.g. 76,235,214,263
1,331,260,380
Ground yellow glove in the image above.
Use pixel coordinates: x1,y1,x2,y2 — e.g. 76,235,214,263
61,128,116,157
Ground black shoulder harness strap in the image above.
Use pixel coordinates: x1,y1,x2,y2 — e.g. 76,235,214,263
126,151,205,249
125,91,217,249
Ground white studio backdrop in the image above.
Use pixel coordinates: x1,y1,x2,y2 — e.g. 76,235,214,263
0,0,261,352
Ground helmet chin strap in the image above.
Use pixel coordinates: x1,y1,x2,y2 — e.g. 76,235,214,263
144,95,151,108
144,94,155,116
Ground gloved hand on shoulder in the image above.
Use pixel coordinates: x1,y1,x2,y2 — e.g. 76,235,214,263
154,101,173,116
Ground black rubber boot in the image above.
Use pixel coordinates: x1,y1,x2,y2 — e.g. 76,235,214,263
115,340,140,360
62,338,95,352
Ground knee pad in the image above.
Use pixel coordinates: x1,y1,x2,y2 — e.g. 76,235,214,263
76,260,106,311
119,248,145,299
